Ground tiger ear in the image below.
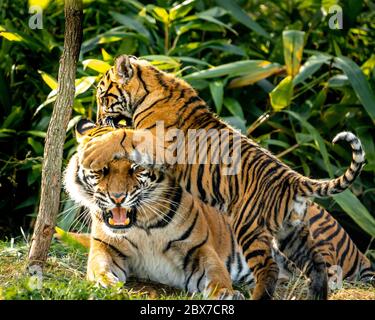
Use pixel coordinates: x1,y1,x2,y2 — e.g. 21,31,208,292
114,55,133,84
75,119,96,143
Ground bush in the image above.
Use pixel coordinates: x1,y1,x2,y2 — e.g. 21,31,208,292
0,0,374,257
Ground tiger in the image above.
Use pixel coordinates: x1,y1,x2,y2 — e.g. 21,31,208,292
64,119,374,299
80,55,366,299
63,119,252,299
275,203,375,284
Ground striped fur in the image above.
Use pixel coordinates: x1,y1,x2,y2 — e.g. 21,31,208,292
81,55,366,299
64,119,253,299
277,203,375,284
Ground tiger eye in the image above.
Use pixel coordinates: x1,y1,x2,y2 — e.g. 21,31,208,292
102,166,109,176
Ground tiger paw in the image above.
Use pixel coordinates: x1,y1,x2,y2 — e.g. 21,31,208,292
211,288,246,300
88,270,121,288
80,129,127,170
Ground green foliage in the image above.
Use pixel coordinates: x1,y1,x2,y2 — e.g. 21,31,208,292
0,240,199,300
0,0,374,250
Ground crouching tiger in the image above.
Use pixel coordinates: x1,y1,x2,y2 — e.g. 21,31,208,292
64,119,253,299
80,56,366,299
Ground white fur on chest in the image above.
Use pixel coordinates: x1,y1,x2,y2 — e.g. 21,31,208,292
125,228,187,289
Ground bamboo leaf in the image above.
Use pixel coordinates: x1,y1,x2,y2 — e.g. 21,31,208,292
38,71,58,90
285,110,333,177
223,97,244,119
333,56,375,124
269,76,294,111
82,59,111,73
333,190,375,237
184,60,273,80
228,63,283,88
215,0,271,39
170,0,195,21
283,30,305,77
209,81,224,114
293,54,332,85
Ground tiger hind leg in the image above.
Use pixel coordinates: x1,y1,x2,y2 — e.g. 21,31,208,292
278,222,328,300
241,230,279,300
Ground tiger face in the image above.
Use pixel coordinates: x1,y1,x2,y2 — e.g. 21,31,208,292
96,55,177,126
64,119,167,235
96,55,140,126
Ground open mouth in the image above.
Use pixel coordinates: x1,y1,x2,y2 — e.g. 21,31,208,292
102,207,136,230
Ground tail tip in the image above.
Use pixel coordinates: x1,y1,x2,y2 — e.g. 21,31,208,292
332,131,357,144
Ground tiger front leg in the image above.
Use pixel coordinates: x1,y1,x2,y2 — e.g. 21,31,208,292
186,246,245,300
87,238,128,288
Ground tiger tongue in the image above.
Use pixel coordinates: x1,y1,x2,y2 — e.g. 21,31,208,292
110,207,128,225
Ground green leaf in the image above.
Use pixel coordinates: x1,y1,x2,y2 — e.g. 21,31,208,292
223,97,244,119
285,110,333,177
184,60,273,80
82,59,111,73
228,63,283,88
27,137,44,155
0,30,23,41
75,76,97,96
222,116,247,133
215,0,271,39
169,0,195,21
101,48,112,62
333,190,375,237
333,56,375,124
209,81,224,114
24,130,46,138
38,71,58,90
141,55,180,70
293,54,332,85
152,6,169,24
283,30,305,77
110,12,151,40
269,76,294,111
196,13,238,35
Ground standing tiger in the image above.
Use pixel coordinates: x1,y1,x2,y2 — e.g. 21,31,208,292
80,55,366,299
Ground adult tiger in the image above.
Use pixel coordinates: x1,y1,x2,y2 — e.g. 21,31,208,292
80,55,366,299
64,119,252,299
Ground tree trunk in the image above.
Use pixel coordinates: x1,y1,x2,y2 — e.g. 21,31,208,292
28,0,83,269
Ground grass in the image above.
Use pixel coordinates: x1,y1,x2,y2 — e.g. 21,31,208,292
0,240,374,300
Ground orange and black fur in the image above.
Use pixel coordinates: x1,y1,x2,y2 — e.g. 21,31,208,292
64,119,252,299
80,56,366,299
276,203,374,284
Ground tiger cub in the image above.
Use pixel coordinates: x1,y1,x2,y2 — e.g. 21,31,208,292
63,119,252,299
80,55,366,299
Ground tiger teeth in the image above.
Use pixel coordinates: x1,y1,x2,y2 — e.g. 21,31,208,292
108,217,130,226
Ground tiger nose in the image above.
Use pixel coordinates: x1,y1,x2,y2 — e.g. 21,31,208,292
110,193,126,204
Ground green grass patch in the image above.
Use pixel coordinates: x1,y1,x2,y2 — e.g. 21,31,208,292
0,240,374,300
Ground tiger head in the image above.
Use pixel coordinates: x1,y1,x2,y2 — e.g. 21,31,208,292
96,55,189,126
64,119,168,235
